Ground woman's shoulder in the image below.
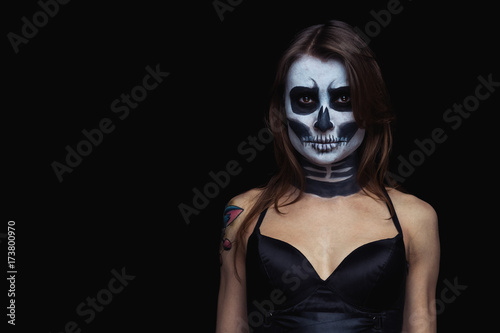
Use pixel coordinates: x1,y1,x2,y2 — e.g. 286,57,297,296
222,188,263,232
227,188,263,209
385,187,438,235
386,187,436,217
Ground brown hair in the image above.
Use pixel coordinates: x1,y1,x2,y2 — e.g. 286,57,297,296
234,20,395,270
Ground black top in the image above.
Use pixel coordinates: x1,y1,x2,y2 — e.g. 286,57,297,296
246,192,407,332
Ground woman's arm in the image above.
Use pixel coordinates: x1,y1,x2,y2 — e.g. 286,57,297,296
400,196,440,333
216,234,247,332
216,196,254,333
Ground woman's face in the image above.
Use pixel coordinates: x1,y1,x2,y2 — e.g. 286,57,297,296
285,55,365,166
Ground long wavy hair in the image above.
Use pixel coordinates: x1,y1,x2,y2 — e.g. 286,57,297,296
234,20,395,270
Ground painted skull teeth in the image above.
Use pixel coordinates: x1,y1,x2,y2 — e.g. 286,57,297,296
308,142,346,153
302,135,348,144
300,135,348,153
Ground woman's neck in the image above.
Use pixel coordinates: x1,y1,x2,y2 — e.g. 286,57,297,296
299,153,360,198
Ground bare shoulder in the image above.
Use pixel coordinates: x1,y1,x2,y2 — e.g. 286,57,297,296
220,188,263,264
227,188,263,210
222,188,263,234
385,187,438,235
386,187,440,263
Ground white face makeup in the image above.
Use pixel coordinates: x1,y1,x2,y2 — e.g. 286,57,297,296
285,55,365,166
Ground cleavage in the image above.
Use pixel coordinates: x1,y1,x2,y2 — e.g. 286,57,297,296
259,208,398,281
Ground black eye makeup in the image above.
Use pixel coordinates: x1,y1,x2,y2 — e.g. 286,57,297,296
290,85,352,114
289,86,319,114
328,86,352,111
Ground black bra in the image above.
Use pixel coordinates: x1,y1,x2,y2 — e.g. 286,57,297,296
246,192,407,332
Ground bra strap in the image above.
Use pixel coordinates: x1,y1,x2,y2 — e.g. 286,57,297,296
382,187,403,235
253,207,269,232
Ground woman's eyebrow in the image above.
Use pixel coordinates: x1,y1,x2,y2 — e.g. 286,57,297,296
328,85,350,94
289,85,319,96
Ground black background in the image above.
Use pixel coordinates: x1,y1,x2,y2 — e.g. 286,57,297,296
4,0,498,331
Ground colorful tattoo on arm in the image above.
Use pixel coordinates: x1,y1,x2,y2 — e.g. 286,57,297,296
219,205,244,265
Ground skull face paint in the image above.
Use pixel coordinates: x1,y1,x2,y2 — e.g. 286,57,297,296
285,55,365,166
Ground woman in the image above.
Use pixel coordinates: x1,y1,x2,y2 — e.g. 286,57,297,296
217,20,440,333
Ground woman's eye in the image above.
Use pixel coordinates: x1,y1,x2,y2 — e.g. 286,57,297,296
299,96,313,104
336,95,350,103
